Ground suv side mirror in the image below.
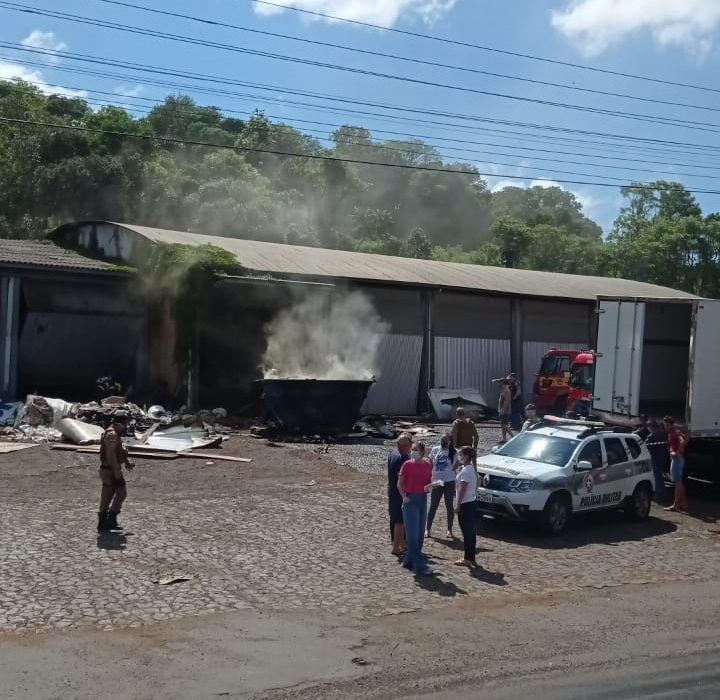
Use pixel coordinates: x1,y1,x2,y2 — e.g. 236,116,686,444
576,460,593,472
491,445,500,454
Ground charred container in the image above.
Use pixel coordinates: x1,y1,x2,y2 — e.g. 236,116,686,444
260,379,373,435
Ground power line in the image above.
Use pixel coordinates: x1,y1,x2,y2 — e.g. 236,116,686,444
36,84,720,178
67,95,720,184
12,74,718,167
4,114,720,195
47,0,716,116
4,46,720,155
1,8,720,134
250,0,720,96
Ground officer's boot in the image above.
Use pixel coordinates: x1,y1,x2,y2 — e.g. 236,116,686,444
97,511,111,532
107,511,123,531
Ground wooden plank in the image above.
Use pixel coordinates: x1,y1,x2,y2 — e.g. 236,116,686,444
179,451,252,463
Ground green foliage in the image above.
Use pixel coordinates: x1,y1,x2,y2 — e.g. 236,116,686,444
141,243,241,367
2,80,720,297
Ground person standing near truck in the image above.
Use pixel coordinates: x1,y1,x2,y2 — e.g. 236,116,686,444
521,403,541,432
663,416,688,513
646,420,668,504
498,380,514,443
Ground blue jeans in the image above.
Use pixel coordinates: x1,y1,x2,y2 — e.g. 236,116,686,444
670,454,685,483
402,493,429,575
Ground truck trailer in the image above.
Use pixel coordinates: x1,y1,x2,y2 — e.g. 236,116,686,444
591,296,720,489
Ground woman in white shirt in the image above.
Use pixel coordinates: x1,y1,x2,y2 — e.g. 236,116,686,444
454,446,479,567
426,434,456,539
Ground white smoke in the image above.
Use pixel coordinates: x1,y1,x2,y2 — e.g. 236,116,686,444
262,291,389,380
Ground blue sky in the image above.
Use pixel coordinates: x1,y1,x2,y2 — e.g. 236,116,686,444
1,0,719,231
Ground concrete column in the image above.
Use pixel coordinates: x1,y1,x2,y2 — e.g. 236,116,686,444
510,297,524,399
0,275,20,398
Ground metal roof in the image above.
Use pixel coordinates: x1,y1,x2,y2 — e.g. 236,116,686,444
0,238,120,273
54,221,697,301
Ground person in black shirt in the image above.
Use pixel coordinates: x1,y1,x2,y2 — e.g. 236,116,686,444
387,433,412,556
634,414,650,442
645,420,669,504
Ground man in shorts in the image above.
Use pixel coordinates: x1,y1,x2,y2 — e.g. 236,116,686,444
498,380,514,443
663,416,688,513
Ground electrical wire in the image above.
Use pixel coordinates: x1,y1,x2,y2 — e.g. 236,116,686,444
43,0,716,116
39,87,720,179
250,0,720,96
1,8,719,134
3,114,720,195
4,45,720,154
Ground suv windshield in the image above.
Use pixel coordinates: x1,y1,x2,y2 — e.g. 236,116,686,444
496,433,578,467
570,363,593,390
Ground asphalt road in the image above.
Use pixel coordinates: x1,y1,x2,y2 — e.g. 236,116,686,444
405,649,720,700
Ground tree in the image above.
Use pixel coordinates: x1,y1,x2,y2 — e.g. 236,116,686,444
490,216,530,268
404,227,432,259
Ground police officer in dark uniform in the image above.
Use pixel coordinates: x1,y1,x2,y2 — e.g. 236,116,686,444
97,419,133,531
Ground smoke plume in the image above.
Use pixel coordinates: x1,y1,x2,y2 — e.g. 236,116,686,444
262,291,389,380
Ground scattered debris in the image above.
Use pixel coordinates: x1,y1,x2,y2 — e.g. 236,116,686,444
147,405,172,424
57,418,105,445
186,452,251,463
16,395,76,428
152,575,192,585
428,388,490,421
145,433,223,451
0,400,21,426
351,657,369,666
0,442,38,454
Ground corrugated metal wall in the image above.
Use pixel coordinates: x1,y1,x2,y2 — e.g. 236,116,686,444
522,341,586,404
434,337,511,408
362,333,423,415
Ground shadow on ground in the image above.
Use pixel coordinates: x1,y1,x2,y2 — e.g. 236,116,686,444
476,510,678,550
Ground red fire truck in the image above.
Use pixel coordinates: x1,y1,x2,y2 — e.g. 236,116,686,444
532,348,581,415
567,351,594,418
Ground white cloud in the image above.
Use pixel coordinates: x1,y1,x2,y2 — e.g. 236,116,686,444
551,0,720,57
254,0,457,27
21,30,67,64
529,178,562,188
0,59,86,98
490,179,524,192
114,84,144,98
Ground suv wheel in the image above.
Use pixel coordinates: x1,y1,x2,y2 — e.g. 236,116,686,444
542,492,570,535
626,483,652,521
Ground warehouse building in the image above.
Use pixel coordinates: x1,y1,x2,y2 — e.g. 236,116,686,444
1,220,695,413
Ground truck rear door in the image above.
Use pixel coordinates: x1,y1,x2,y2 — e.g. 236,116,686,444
594,299,645,417
688,299,720,435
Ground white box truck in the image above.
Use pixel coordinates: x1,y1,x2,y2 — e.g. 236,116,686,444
591,296,720,488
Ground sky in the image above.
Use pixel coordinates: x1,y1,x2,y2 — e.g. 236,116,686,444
1,0,720,232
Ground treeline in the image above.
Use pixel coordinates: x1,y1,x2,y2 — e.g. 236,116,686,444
1,81,719,296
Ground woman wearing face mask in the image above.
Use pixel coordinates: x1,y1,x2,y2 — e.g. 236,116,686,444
454,446,479,568
397,442,434,576
426,434,456,540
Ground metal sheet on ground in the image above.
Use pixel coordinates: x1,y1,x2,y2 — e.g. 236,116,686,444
0,442,38,453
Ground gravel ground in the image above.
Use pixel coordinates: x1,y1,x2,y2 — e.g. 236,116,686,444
287,421,505,476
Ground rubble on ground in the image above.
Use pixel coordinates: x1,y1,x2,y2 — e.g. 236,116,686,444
6,394,236,448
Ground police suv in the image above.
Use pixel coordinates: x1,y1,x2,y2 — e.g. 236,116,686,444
476,420,655,534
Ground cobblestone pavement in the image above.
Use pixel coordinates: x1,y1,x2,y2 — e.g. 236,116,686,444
3,437,720,635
